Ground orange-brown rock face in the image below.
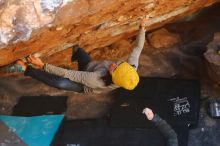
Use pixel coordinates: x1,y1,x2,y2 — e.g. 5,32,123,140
0,0,219,67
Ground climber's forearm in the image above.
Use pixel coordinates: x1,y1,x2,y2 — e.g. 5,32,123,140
136,28,146,49
152,114,178,146
127,29,146,70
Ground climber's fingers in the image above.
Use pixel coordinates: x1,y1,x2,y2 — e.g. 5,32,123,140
27,55,44,67
27,55,33,62
142,107,154,120
141,17,149,29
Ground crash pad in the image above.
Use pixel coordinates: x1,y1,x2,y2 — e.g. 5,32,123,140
12,96,67,116
51,119,189,146
110,77,200,128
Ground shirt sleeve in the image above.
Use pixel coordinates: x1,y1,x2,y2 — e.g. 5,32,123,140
127,29,146,70
43,64,105,88
152,114,178,146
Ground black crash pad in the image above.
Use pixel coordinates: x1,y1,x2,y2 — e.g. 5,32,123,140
51,119,189,146
110,77,200,128
12,96,67,116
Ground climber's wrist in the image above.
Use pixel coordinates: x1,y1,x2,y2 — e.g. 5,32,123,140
140,26,146,31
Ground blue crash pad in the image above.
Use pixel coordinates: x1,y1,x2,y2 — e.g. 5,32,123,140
0,115,64,146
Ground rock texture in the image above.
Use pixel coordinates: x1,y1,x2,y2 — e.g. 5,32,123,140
0,0,219,68
147,28,180,49
204,33,220,84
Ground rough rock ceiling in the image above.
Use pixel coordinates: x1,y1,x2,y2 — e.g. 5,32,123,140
0,0,219,67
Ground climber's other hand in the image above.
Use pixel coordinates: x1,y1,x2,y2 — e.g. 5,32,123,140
143,107,154,120
27,55,45,69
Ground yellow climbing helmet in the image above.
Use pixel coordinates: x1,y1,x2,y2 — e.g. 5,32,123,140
112,62,139,90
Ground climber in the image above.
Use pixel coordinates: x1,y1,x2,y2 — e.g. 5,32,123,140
143,107,178,146
8,17,148,94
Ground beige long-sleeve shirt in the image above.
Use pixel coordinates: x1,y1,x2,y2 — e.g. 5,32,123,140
43,29,146,93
